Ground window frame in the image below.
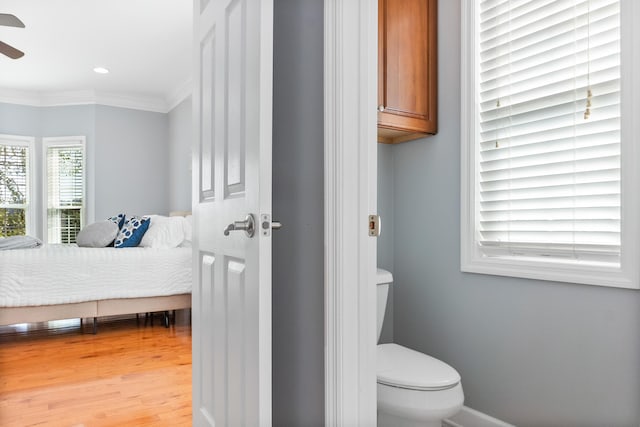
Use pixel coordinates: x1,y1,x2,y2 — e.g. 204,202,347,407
42,136,87,244
460,0,640,289
0,134,36,237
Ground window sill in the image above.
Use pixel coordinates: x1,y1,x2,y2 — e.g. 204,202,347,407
461,253,638,290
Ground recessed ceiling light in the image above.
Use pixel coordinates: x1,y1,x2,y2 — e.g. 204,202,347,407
93,67,109,74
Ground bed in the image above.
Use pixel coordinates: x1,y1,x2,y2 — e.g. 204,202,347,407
0,217,193,332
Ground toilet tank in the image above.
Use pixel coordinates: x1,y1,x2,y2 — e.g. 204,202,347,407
376,268,393,342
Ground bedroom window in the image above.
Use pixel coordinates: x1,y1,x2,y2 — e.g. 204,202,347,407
461,0,640,288
43,137,86,244
0,135,35,237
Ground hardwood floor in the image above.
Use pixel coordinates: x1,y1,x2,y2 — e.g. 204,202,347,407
0,314,192,426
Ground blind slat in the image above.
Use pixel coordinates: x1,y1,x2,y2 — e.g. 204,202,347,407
480,194,620,212
480,155,620,182
480,206,620,221
481,168,619,192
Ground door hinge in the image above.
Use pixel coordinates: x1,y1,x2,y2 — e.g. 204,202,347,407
369,214,381,237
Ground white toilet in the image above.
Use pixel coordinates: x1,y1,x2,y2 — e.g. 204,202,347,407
376,269,464,427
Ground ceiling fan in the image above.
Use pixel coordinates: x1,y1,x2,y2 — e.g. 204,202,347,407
0,13,25,59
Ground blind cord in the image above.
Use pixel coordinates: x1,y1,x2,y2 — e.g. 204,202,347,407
584,0,592,120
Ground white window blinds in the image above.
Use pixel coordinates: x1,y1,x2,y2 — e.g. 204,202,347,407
0,142,29,237
46,143,85,244
477,0,621,261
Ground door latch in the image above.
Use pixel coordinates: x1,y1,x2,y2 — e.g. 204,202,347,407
369,214,381,237
261,214,283,236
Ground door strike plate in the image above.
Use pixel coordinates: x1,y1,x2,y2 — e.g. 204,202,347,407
369,215,381,237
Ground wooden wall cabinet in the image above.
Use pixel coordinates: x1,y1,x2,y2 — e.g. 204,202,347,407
378,0,437,144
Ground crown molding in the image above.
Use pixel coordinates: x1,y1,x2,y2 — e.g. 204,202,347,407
165,78,193,112
94,91,167,113
0,88,174,113
0,88,42,106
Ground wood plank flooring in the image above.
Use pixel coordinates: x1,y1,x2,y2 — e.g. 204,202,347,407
0,314,192,426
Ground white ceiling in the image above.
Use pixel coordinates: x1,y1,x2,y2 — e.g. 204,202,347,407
0,0,192,111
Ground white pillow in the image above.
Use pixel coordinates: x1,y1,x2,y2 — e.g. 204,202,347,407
139,215,186,249
183,215,193,244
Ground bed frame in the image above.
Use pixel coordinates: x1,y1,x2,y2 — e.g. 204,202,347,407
0,212,193,333
0,294,191,333
1,212,193,333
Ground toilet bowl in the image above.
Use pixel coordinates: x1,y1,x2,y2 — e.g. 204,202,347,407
376,269,464,427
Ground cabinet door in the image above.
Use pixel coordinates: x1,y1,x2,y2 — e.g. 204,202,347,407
378,0,437,143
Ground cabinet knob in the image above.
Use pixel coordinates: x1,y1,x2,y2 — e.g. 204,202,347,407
377,104,385,112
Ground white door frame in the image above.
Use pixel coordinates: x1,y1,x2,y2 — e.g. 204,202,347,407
324,0,378,425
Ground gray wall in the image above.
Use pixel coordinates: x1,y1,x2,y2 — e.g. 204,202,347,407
0,103,98,237
0,102,172,235
94,105,169,218
378,144,394,344
0,103,44,236
272,0,325,425
0,103,42,136
40,105,98,235
168,96,193,213
382,1,640,426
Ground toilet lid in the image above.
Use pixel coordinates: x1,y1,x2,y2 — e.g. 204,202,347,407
376,268,393,284
377,344,461,391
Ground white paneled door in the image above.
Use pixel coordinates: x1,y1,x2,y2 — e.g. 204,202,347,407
192,0,273,426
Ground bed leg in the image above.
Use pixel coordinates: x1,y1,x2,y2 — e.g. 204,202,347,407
136,313,140,325
164,311,170,328
80,318,83,327
93,317,97,335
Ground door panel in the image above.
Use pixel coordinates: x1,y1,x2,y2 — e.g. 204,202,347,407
212,254,228,427
200,30,216,200
226,257,246,425
225,0,247,197
198,254,216,424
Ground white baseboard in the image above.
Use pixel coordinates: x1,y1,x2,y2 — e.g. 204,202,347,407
443,406,515,427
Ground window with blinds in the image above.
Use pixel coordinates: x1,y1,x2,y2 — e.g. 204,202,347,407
0,139,31,237
461,0,640,288
477,0,620,262
45,141,85,244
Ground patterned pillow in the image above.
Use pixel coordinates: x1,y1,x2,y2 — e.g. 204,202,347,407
107,213,126,230
114,216,151,248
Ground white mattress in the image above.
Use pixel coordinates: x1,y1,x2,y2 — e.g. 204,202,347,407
0,245,192,307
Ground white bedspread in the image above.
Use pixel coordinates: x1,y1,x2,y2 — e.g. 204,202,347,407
0,245,192,307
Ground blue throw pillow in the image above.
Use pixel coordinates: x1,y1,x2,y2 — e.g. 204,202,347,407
107,213,126,230
114,216,151,248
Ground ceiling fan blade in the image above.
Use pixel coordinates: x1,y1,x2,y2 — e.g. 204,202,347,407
0,14,25,28
0,41,24,59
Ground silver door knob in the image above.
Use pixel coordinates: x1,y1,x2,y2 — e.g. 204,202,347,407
377,105,385,112
223,214,255,237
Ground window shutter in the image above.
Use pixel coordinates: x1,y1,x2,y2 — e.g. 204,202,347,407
477,0,621,261
46,144,84,243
